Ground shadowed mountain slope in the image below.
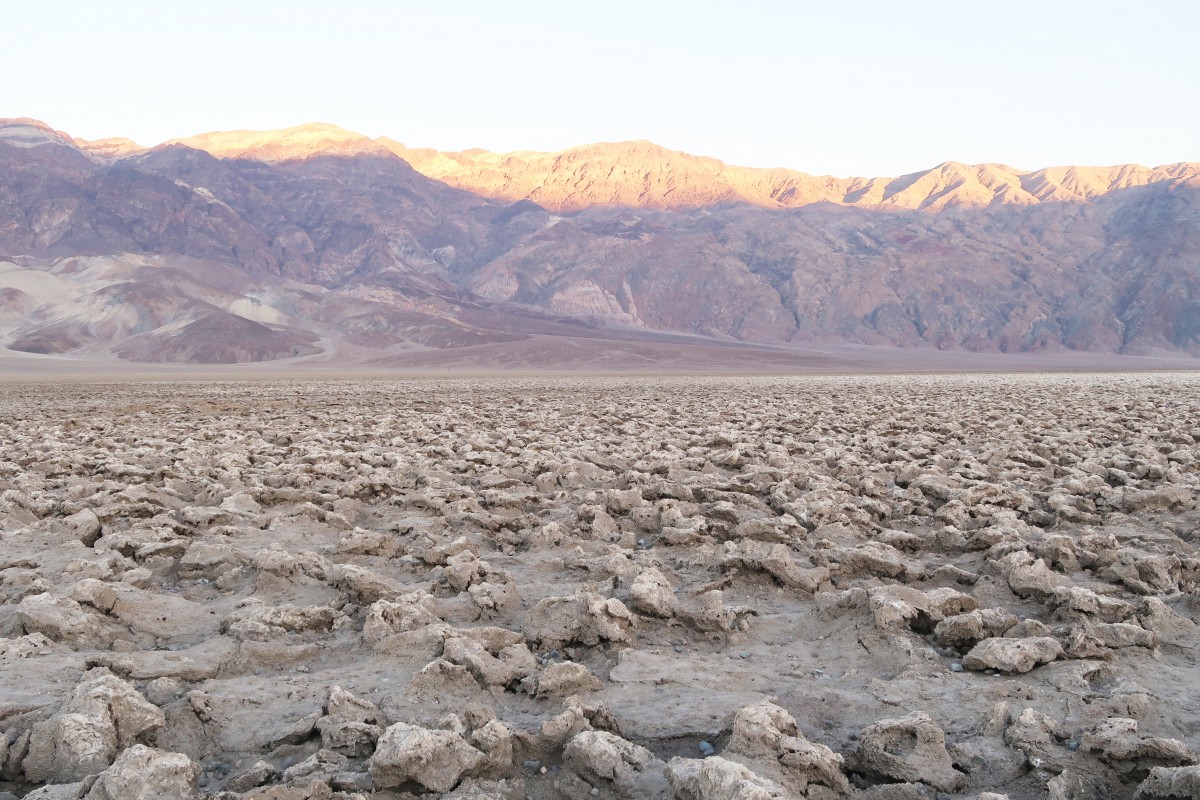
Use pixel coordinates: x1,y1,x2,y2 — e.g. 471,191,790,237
1,118,1198,364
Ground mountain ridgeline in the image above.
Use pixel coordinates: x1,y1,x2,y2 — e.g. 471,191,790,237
1,117,1198,364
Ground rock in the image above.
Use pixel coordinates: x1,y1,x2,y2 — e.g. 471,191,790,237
337,528,402,558
440,629,538,689
1004,707,1066,771
466,578,520,618
24,670,166,783
681,589,757,633
629,567,679,617
82,745,200,800
933,608,1019,649
69,670,166,747
17,592,110,648
726,541,831,591
69,580,219,644
962,637,1063,673
1082,718,1196,770
590,508,622,542
280,747,348,783
1051,586,1135,623
532,661,603,697
541,696,620,745
1103,552,1181,595
824,541,921,582
219,492,261,516
225,760,279,792
178,541,244,579
361,592,442,642
222,601,341,640
725,701,849,794
854,711,967,792
251,545,331,581
665,756,790,799
368,721,484,792
1065,622,1158,658
24,712,119,783
86,637,236,683
1134,765,1200,799
1000,553,1064,600
1004,619,1052,639
563,730,667,797
607,488,645,514
316,686,386,757
1137,597,1196,644
327,563,402,604
1120,487,1193,513
144,676,183,705
1004,707,1058,748
523,590,637,648
866,585,978,635
469,718,514,776
0,632,58,659
24,784,88,799
67,509,103,546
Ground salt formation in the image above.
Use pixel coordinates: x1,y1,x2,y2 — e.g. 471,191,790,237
0,373,1197,798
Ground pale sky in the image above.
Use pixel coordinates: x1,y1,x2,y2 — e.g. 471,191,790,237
7,0,1197,177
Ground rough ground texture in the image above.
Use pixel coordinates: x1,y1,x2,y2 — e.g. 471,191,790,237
1,373,1198,800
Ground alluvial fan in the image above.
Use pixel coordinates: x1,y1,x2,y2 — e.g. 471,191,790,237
0,374,1198,799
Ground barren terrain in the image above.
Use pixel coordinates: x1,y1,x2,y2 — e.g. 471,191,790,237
2,374,1199,800
6,119,1200,360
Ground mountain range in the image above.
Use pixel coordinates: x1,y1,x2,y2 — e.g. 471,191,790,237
2,117,1198,368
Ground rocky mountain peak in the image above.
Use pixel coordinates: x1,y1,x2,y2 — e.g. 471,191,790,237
168,123,389,162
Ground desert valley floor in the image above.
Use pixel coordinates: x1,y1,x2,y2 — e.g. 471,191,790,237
1,374,1199,800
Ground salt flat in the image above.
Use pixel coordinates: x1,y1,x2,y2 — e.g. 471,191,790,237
1,374,1198,799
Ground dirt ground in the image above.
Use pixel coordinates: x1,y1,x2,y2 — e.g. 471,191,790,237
1,374,1198,799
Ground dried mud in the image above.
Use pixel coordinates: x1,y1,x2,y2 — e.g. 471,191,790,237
1,374,1199,800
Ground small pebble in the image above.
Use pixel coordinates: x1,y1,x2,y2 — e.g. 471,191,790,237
949,662,964,672
699,740,716,756
1068,740,1080,751
590,788,600,796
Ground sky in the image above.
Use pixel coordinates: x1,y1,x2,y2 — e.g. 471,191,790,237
6,0,1198,177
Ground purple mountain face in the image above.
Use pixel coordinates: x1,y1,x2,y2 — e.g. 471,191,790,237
2,118,1198,366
